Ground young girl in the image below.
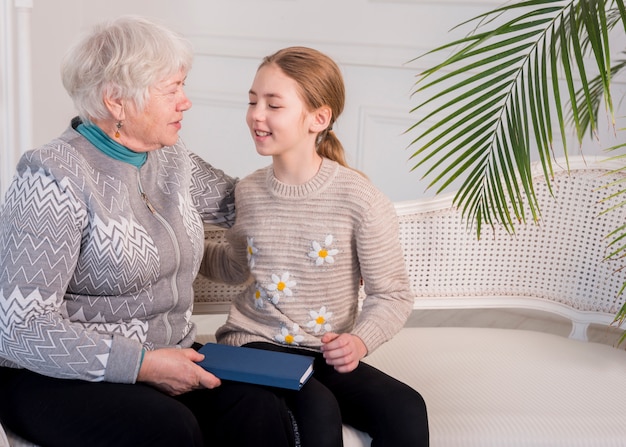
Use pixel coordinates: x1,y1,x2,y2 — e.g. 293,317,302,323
202,46,429,446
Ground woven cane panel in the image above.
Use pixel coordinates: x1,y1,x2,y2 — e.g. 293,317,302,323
399,168,626,314
192,226,250,310
194,167,626,316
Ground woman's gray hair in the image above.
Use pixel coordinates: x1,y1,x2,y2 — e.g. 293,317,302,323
61,16,193,122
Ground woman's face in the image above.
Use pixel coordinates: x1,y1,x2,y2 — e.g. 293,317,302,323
120,70,192,152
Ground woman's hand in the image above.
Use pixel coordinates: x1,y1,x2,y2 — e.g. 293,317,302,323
137,348,221,395
320,333,367,373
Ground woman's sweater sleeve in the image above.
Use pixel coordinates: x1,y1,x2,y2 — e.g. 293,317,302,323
0,160,142,383
351,194,414,354
197,172,249,284
199,235,250,285
188,151,238,227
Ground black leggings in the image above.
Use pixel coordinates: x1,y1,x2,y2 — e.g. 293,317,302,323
245,342,430,447
0,366,295,447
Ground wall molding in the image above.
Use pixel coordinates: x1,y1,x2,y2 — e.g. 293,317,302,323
356,105,414,171
1,0,17,201
15,0,32,153
0,0,32,201
189,34,429,70
186,89,245,110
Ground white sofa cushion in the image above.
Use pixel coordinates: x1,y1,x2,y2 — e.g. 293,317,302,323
5,310,626,447
345,326,626,447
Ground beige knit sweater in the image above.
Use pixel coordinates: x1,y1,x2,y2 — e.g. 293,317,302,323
202,158,414,354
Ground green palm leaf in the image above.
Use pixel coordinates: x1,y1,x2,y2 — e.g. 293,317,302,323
408,0,626,337
408,0,624,237
601,129,626,337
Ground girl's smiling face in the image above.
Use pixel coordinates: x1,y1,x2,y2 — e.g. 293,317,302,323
246,63,319,159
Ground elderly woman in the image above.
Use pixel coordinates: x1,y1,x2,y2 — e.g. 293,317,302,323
0,16,295,447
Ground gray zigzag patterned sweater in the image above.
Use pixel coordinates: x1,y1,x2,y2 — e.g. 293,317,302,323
0,120,236,384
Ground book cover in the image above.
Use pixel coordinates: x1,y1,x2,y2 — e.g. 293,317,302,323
196,343,315,390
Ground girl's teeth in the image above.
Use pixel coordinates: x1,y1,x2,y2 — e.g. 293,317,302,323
256,130,270,137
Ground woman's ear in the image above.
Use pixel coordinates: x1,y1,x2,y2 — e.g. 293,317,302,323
310,106,332,133
103,95,125,121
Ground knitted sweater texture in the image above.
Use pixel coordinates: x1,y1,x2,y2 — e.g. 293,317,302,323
0,120,237,383
206,158,413,354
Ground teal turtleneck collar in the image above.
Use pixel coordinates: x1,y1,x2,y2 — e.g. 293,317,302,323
77,122,147,168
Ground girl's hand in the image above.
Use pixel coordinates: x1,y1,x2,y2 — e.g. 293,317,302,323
137,348,221,395
320,332,367,373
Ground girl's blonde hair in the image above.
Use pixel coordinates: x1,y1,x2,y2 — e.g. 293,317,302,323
259,46,349,168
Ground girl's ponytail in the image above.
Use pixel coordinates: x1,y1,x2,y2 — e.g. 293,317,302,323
316,128,348,168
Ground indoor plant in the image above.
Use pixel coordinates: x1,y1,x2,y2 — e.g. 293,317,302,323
408,0,626,337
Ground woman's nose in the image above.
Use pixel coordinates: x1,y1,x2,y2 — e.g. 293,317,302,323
178,92,192,112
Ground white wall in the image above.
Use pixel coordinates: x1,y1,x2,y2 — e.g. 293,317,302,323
0,0,15,201
0,0,33,200
2,0,624,203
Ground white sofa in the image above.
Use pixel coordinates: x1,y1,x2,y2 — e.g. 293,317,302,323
3,156,626,446
192,156,626,447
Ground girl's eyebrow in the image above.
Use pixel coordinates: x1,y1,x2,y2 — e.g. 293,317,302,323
248,89,282,99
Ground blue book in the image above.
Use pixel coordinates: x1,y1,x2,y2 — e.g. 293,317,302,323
196,343,315,390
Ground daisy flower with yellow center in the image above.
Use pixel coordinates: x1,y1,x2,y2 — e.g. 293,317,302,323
275,323,305,346
308,235,339,266
266,272,296,304
306,306,332,334
246,237,258,268
252,285,268,309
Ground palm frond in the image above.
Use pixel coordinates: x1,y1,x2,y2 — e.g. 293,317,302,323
597,126,626,334
408,0,623,237
572,56,626,133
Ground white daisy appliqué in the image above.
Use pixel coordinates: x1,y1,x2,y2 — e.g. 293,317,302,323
266,272,296,304
306,306,332,334
275,323,305,346
246,237,258,268
308,235,339,266
252,285,268,309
